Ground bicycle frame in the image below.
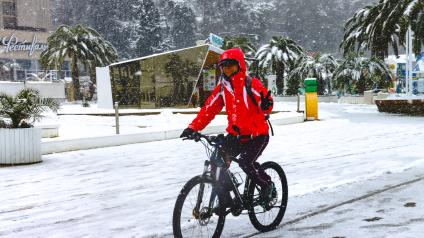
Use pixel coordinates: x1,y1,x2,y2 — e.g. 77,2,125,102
194,141,253,217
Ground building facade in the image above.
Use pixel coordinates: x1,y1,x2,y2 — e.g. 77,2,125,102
97,44,224,109
0,0,54,81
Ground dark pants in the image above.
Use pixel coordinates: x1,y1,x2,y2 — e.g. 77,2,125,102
223,134,271,188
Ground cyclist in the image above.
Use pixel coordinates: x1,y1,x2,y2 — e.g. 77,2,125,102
180,48,275,209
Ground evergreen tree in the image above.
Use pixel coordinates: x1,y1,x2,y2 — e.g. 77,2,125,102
85,0,134,59
172,5,197,49
135,0,163,57
157,0,177,50
194,0,251,38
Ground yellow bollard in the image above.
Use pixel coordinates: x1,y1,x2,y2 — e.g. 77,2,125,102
304,78,319,121
305,92,318,120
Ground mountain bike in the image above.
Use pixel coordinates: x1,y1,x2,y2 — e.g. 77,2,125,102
172,133,288,238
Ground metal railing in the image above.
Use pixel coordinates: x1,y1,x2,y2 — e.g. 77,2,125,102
0,69,71,82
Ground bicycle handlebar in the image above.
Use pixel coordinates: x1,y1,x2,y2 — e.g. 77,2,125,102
183,132,241,164
182,132,221,146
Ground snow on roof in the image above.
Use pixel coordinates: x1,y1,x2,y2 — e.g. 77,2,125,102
109,44,223,67
385,54,416,64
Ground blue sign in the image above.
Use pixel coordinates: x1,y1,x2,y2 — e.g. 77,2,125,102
413,52,424,71
413,81,419,95
209,33,224,48
397,63,406,79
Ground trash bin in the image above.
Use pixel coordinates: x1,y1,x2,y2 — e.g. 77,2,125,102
304,78,318,120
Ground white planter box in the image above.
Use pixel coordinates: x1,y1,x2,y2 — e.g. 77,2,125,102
0,128,42,165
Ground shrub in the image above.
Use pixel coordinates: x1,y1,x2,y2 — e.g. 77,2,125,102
375,99,424,115
0,89,60,128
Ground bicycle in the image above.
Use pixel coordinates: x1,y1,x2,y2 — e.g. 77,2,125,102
172,132,288,238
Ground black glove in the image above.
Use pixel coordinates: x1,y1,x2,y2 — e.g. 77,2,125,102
225,134,239,146
260,90,273,111
180,127,196,139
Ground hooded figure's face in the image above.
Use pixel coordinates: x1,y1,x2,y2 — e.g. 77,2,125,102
218,58,240,80
222,64,239,77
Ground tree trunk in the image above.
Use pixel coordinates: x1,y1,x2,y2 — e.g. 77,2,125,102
11,117,21,128
317,78,325,95
276,63,285,95
71,56,81,101
88,66,96,101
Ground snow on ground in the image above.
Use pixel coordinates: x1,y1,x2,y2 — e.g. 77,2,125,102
263,178,424,238
1,102,424,237
386,94,424,100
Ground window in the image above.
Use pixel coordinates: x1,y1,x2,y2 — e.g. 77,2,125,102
2,1,17,29
2,1,16,15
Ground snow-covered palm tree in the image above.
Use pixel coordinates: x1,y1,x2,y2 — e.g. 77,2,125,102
222,35,257,58
41,25,118,100
341,0,424,58
334,52,390,94
405,0,424,52
0,61,6,71
256,36,304,95
289,53,338,95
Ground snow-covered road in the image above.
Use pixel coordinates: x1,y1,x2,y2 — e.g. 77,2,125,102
1,103,424,237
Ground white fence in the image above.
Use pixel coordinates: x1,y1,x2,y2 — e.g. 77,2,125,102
0,81,66,99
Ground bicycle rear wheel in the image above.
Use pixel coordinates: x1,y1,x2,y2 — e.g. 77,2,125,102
247,161,288,232
173,176,226,238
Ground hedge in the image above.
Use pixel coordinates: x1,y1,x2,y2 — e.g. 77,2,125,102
375,99,424,115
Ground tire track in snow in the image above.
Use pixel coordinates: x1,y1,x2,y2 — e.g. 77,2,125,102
281,142,421,167
242,174,424,238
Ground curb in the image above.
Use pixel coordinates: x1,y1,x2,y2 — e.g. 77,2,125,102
41,114,304,155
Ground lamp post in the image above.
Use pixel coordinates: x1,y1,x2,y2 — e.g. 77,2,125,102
114,101,120,134
406,26,414,95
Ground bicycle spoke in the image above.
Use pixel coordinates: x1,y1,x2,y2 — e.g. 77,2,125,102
177,180,223,238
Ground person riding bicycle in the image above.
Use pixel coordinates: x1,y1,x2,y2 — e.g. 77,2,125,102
180,48,275,209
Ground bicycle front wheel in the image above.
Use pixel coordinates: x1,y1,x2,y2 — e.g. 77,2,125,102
172,176,226,238
247,161,288,232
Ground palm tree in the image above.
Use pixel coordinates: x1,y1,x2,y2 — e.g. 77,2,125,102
0,60,6,71
222,35,257,57
41,25,118,100
334,52,390,94
256,36,304,95
341,0,424,58
405,0,424,53
289,53,338,95
0,88,59,128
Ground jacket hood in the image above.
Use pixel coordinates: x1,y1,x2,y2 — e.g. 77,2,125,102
219,48,247,73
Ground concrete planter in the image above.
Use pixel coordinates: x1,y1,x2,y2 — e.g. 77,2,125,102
0,128,42,165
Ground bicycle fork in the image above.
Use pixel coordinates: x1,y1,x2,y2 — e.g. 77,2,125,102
193,161,213,219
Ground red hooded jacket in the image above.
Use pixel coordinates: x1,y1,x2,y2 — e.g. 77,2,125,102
188,48,273,137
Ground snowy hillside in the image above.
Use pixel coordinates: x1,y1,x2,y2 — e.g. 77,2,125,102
51,0,377,59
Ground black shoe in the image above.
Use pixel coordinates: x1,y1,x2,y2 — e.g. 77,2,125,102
260,182,276,205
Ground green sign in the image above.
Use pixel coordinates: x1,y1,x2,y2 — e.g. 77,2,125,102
304,78,318,93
